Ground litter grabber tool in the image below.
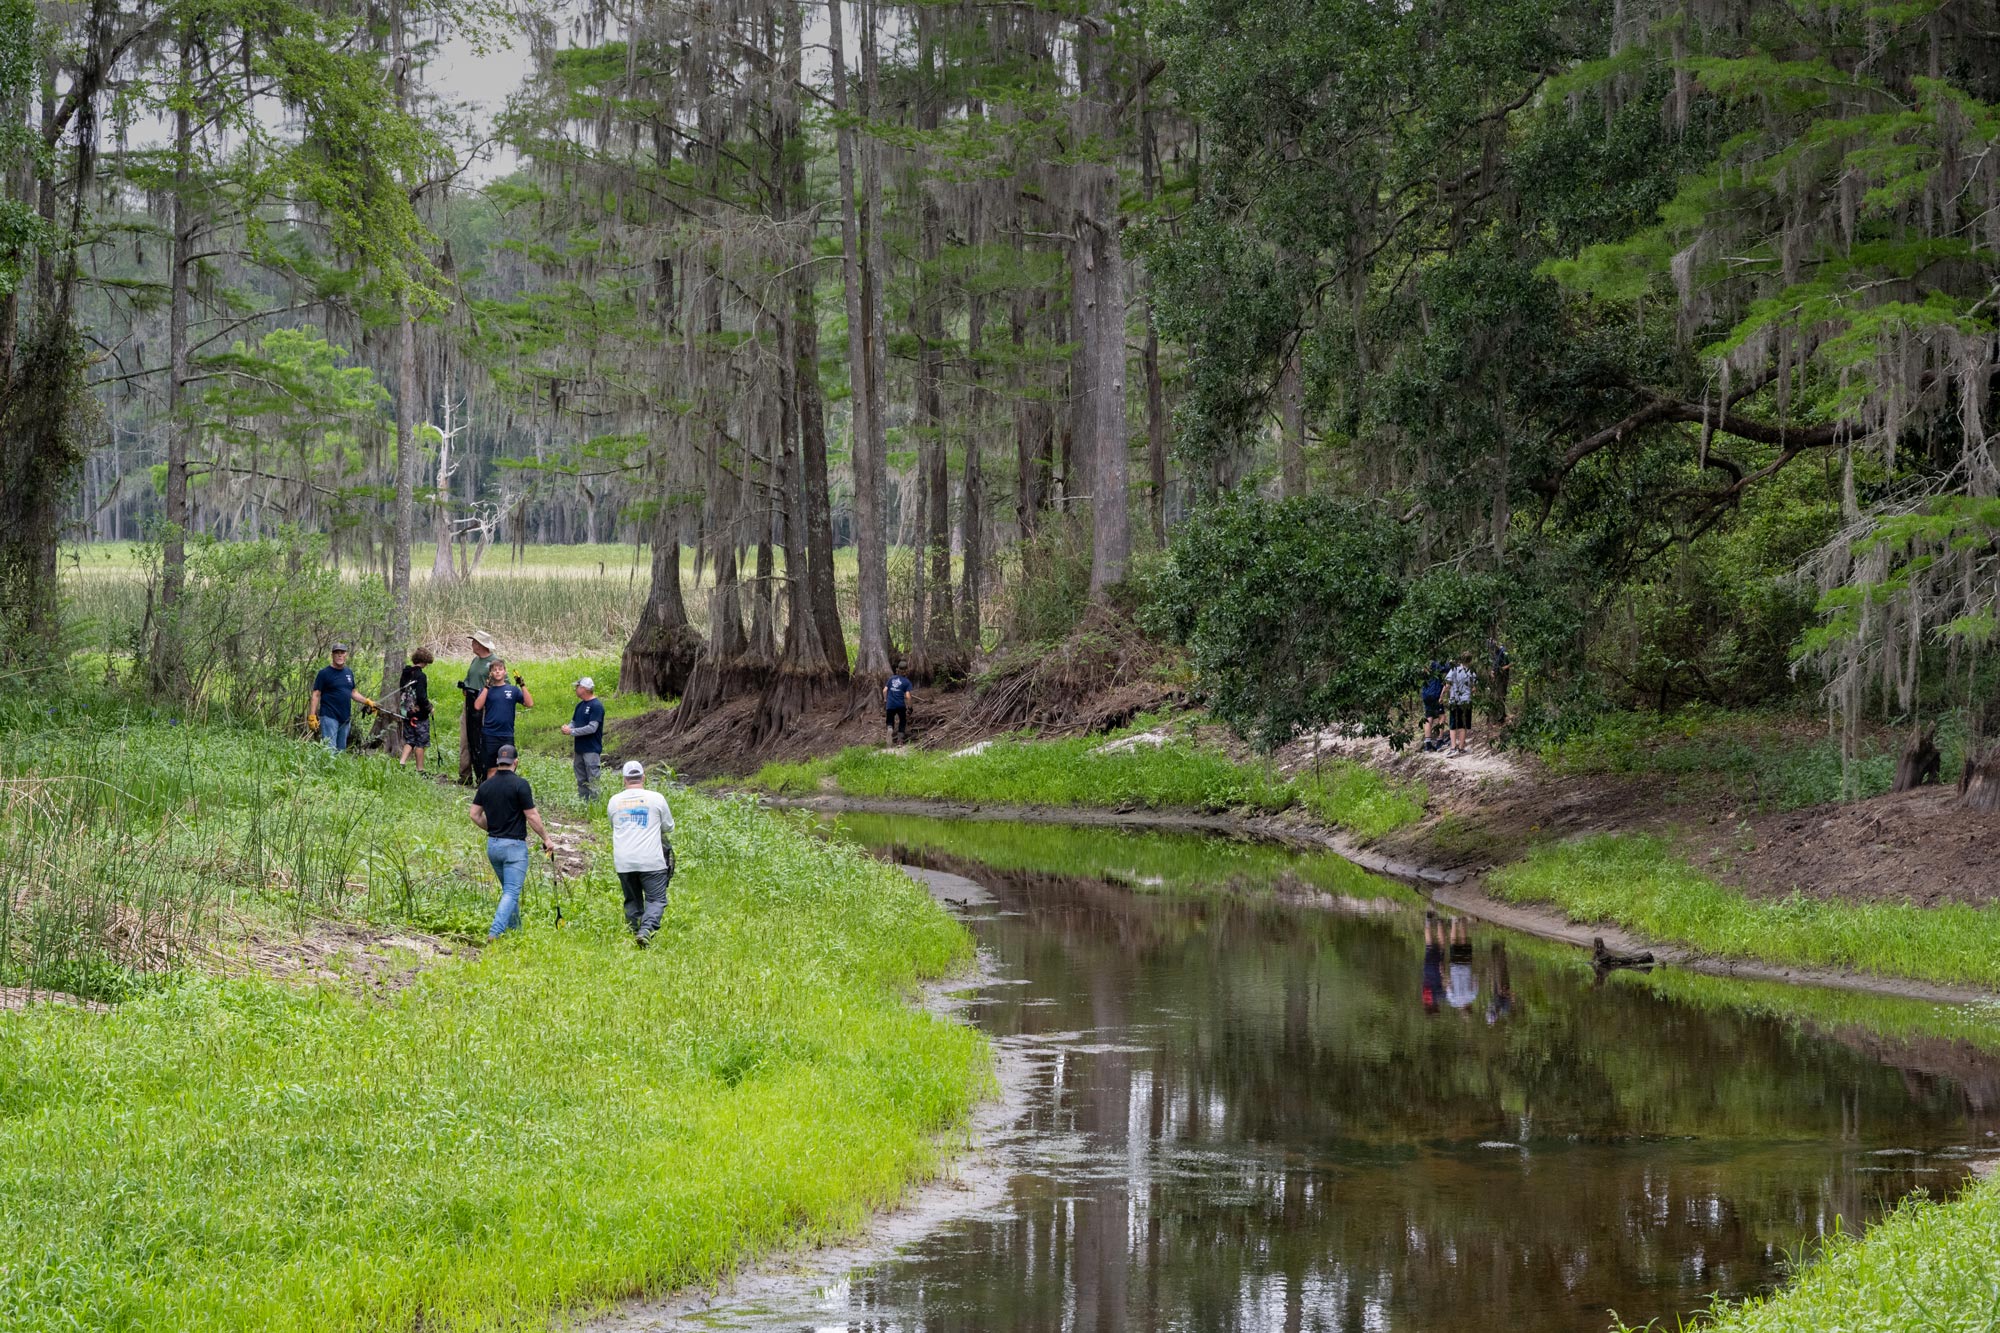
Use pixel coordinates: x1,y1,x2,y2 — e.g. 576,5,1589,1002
544,842,568,928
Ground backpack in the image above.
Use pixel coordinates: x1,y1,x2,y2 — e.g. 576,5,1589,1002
1421,674,1444,705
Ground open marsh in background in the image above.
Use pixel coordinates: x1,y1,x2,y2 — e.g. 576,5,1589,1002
57,541,972,658
643,813,2000,1333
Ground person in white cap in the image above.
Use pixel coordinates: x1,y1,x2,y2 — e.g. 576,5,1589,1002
606,760,674,946
457,631,497,784
561,676,606,800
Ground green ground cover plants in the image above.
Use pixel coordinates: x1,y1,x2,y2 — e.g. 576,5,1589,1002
823,811,1418,904
1492,834,2000,990
750,733,1426,840
1636,1179,2000,1333
1535,707,1931,810
0,705,988,1331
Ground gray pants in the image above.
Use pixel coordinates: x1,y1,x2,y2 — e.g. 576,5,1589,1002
618,856,673,936
573,751,602,800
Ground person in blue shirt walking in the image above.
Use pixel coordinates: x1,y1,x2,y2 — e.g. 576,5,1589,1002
882,666,915,744
473,660,533,778
561,676,607,799
307,643,358,753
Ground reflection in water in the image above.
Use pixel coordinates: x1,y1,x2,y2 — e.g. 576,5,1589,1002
658,817,1994,1333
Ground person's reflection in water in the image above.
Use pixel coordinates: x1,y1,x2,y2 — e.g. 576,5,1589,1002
1422,909,1446,1014
1486,940,1516,1025
1446,916,1479,1015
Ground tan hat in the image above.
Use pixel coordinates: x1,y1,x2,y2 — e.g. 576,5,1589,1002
469,630,494,650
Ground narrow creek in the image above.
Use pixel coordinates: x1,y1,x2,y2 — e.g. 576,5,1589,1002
647,813,1999,1332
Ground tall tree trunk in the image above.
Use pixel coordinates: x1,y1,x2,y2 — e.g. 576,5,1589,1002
154,33,195,689
1076,18,1130,599
619,514,701,700
961,289,986,651
859,0,895,673
912,7,959,678
381,7,419,734
381,295,417,722
1140,51,1168,543
829,0,892,677
786,8,846,679
794,265,846,674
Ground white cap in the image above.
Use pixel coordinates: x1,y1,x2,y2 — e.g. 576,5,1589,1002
622,760,644,778
575,676,595,690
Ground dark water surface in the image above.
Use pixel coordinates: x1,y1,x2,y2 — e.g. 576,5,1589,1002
672,814,1999,1332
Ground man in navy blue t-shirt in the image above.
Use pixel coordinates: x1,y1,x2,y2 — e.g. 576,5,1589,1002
308,643,358,753
882,668,914,743
561,676,607,799
473,660,534,778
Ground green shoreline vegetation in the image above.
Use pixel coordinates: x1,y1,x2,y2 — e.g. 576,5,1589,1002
1490,833,2000,993
0,693,988,1330
751,730,1426,842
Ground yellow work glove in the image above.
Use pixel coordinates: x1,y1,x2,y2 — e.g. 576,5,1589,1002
306,713,319,733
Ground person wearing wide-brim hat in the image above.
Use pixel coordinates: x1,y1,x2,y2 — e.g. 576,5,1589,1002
458,630,498,784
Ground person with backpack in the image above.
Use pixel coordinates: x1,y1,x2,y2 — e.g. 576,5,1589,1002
397,648,434,772
1419,659,1448,752
1445,653,1478,754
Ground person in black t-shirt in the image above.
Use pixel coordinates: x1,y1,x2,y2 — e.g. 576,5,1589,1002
470,744,552,940
398,648,434,771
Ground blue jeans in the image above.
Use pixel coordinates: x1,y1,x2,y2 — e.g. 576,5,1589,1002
320,716,352,753
486,837,529,937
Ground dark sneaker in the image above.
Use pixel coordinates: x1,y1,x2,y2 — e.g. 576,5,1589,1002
634,931,651,948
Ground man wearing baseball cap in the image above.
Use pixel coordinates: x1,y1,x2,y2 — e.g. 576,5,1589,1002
470,743,553,940
307,643,357,753
561,676,607,801
606,760,674,946
457,631,497,785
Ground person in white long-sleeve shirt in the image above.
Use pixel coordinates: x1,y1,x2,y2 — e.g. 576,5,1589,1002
606,760,674,946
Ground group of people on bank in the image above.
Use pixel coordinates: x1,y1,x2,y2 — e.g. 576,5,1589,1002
1417,639,1511,755
306,632,670,947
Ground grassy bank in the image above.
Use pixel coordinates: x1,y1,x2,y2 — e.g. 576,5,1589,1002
1640,1179,2000,1332
826,810,1418,903
751,733,1426,841
1490,833,2000,991
0,699,989,1330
